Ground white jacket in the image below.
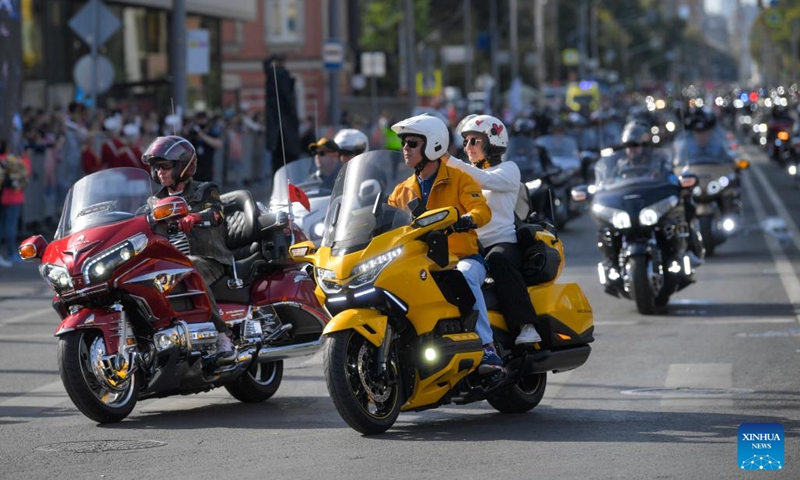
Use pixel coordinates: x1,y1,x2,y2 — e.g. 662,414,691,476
446,157,519,247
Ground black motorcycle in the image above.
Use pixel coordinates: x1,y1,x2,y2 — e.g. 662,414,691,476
673,155,748,256
506,136,566,227
573,167,700,315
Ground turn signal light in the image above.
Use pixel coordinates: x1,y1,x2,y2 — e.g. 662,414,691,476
557,333,572,340
19,244,37,260
152,201,189,221
737,159,750,170
778,131,790,141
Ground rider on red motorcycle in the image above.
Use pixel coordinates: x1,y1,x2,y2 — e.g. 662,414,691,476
141,135,235,359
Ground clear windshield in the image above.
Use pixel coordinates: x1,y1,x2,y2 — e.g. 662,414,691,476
595,150,673,189
320,150,411,253
270,157,334,205
55,168,154,239
536,134,579,158
506,137,545,176
672,128,732,165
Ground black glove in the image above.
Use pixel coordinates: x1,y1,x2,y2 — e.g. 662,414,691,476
451,214,476,233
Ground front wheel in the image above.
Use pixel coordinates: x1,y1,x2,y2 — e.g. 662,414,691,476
225,360,283,403
487,372,547,413
323,330,402,435
699,215,716,257
58,330,141,423
629,256,661,315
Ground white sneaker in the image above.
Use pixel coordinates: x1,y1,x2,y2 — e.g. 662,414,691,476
0,256,12,268
217,333,233,354
515,324,542,345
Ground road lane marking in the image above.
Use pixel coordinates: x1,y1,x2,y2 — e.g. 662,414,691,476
0,380,69,417
742,161,800,325
661,363,733,408
0,308,56,327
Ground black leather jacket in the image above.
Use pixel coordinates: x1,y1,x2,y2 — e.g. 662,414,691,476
148,179,232,266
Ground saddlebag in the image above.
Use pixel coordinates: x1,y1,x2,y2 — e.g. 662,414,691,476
517,224,561,286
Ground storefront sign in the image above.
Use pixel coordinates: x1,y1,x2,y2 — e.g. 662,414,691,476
187,29,210,75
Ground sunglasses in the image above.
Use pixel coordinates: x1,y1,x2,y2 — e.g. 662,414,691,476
152,161,176,171
463,137,483,147
402,138,421,149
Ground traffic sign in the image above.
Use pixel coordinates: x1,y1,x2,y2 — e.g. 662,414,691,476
73,54,115,96
562,48,580,66
361,52,386,77
323,39,344,71
68,0,120,48
416,70,442,97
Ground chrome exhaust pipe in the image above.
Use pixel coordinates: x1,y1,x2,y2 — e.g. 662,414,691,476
255,337,324,363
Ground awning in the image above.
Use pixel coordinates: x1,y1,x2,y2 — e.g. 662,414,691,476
107,0,256,21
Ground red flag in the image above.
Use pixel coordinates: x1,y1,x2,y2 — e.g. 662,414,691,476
288,183,311,211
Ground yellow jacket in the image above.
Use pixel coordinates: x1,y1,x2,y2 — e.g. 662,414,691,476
388,161,491,258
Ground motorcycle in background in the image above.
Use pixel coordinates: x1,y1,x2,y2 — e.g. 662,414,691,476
290,151,593,434
572,165,701,315
673,154,749,256
20,168,329,423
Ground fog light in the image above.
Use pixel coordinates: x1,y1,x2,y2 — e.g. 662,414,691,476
668,261,682,274
788,165,797,176
424,348,437,362
155,333,173,351
722,218,736,232
683,255,692,275
597,263,607,285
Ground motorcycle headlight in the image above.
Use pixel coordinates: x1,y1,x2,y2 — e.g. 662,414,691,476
315,267,342,294
707,180,721,195
83,234,148,284
638,195,679,226
349,247,403,289
40,264,73,293
312,222,326,239
591,203,631,229
525,179,543,191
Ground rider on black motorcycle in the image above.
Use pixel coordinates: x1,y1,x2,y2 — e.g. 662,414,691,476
678,107,733,161
141,135,235,359
596,120,704,263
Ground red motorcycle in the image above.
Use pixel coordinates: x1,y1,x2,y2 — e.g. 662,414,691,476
19,168,329,423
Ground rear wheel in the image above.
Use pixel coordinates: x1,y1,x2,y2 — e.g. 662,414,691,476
225,360,283,403
58,330,140,423
629,257,661,315
487,372,547,413
324,330,402,435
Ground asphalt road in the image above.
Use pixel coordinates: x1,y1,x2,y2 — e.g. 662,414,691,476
0,144,798,479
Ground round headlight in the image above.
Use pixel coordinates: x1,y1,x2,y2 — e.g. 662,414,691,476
639,208,659,226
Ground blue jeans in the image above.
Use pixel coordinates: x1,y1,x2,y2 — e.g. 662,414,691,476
456,257,492,345
0,204,23,260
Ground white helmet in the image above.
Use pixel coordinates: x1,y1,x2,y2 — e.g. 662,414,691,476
334,128,369,155
455,114,478,136
460,114,508,158
391,114,450,161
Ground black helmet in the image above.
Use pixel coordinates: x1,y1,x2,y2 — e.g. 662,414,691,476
620,120,652,147
685,107,716,131
141,135,197,185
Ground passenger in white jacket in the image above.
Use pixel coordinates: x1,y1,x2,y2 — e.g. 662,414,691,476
445,115,543,346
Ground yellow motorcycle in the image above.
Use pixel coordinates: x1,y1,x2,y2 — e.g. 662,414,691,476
290,151,594,434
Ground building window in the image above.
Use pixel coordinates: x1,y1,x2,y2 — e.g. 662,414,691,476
264,0,304,45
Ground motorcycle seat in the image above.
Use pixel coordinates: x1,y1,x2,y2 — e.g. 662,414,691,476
221,190,261,251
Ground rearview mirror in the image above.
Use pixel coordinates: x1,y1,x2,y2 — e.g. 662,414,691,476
571,185,591,203
679,174,699,188
289,240,317,263
151,196,189,223
19,235,48,263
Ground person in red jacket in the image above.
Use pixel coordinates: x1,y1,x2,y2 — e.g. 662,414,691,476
0,140,32,267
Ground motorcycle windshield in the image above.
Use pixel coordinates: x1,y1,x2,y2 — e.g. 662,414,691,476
596,152,674,190
320,151,411,253
506,137,545,177
536,135,579,158
55,168,154,239
270,156,333,205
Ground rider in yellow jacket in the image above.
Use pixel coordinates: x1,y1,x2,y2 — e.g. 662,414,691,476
388,114,503,372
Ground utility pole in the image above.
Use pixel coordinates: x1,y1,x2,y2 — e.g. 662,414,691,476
172,0,187,113
535,0,547,89
404,0,417,113
510,0,519,82
328,0,340,125
577,0,587,80
490,0,499,112
463,0,473,93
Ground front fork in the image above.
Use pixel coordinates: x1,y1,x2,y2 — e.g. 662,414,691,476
375,323,394,380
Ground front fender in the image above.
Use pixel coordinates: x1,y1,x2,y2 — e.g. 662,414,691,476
323,308,387,347
55,308,123,354
624,241,649,257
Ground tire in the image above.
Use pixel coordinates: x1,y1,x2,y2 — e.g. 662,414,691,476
225,360,283,403
323,330,402,435
699,215,716,257
487,372,547,413
629,256,659,315
58,330,140,423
